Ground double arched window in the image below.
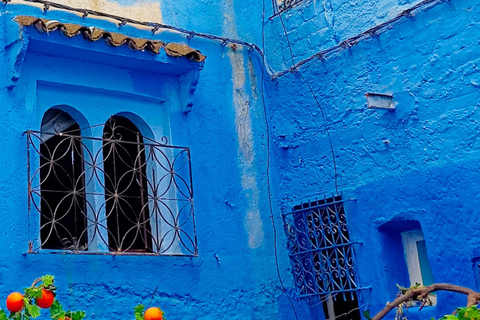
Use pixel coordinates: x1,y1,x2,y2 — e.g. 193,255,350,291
37,109,154,253
29,106,197,256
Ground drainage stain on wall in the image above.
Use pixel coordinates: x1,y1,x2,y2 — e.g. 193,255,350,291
223,0,265,250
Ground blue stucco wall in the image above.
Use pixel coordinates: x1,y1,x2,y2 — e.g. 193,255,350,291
267,0,480,319
264,0,424,71
0,0,479,319
0,2,296,320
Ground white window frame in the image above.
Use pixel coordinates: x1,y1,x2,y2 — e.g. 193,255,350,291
402,230,425,285
401,230,436,305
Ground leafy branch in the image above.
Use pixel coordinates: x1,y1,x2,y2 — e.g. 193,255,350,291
0,275,166,320
0,275,85,320
49,300,85,320
371,283,480,320
439,307,480,320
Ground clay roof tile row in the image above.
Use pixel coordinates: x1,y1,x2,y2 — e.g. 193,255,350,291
15,16,206,63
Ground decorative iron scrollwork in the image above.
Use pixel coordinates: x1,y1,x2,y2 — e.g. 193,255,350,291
283,197,361,298
26,126,197,257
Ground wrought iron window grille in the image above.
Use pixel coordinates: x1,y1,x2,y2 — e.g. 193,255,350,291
26,122,197,257
272,0,308,17
282,195,367,299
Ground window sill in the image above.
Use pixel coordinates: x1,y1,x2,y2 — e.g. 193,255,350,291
25,249,198,258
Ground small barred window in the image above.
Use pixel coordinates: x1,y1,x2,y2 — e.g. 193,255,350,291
283,195,365,320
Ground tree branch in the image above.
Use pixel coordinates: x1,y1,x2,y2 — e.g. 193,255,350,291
30,277,42,288
372,284,480,320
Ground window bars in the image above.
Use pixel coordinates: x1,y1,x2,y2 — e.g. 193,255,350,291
26,123,197,257
283,196,365,299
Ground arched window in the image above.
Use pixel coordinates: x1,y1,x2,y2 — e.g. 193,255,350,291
102,115,152,252
28,110,197,255
39,108,88,250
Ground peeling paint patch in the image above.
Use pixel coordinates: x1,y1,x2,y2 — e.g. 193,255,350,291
230,60,265,249
223,0,264,249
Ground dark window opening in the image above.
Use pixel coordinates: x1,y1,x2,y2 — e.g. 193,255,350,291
103,116,152,252
286,196,361,320
40,110,88,250
321,293,361,320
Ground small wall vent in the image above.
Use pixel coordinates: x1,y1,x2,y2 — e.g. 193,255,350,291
365,93,395,110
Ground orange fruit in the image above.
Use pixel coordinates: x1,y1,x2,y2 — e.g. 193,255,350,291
36,288,54,308
6,292,24,312
144,307,163,320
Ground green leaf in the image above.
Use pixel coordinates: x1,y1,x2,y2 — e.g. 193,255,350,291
363,310,372,320
0,310,7,320
455,307,480,320
134,304,145,320
50,300,65,319
66,310,86,320
10,312,21,320
26,303,41,318
42,275,55,287
24,287,42,299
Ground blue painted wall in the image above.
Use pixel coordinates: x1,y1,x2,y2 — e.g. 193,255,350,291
264,0,424,71
267,0,480,319
0,0,479,319
0,2,293,319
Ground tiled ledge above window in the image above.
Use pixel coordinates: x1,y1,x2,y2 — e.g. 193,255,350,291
15,16,206,63
5,14,205,113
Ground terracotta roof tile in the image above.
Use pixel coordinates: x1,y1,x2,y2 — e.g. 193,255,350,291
15,16,206,63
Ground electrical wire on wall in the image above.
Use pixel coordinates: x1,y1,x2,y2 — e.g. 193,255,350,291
2,0,451,316
1,0,274,75
274,2,384,318
277,12,339,195
261,0,299,318
271,0,448,78
2,0,449,80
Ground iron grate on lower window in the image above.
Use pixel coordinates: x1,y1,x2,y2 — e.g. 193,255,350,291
26,123,197,256
283,195,366,299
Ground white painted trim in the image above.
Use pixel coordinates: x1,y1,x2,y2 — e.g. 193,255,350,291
401,230,424,286
401,230,436,306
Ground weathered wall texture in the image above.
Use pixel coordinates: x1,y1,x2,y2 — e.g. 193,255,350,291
268,0,480,318
0,1,288,320
0,0,479,318
264,0,424,70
